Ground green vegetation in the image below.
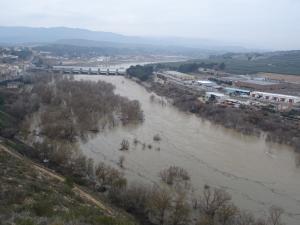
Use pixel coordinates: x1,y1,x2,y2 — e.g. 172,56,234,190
0,110,15,131
0,110,18,139
155,50,300,75
200,50,300,75
127,65,154,81
0,150,136,225
154,61,225,73
176,62,224,73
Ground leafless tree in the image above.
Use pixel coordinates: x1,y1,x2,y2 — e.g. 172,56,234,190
153,134,162,142
86,158,94,178
118,155,125,168
120,139,130,151
267,206,284,225
159,166,190,188
169,192,191,225
217,203,238,225
95,162,127,191
147,186,172,225
198,186,232,221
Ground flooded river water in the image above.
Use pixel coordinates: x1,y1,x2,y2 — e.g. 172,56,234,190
77,75,300,224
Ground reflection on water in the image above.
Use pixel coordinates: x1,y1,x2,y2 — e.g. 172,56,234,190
76,75,300,225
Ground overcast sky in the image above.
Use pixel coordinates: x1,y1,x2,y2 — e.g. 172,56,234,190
0,0,299,50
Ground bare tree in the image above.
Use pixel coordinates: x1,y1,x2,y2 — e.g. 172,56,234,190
120,139,130,151
196,215,214,225
118,155,125,168
95,162,127,191
153,134,162,142
147,186,172,225
120,183,151,217
150,94,156,102
159,166,190,188
267,206,284,225
234,211,256,225
217,203,238,225
198,186,231,221
86,158,94,178
169,192,190,225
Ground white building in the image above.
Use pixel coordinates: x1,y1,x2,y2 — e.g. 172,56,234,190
196,80,215,87
251,91,300,104
7,82,22,89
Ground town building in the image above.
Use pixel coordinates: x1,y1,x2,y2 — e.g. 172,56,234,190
195,80,216,87
224,87,251,96
210,75,248,85
250,91,300,104
6,81,22,89
205,92,226,102
0,54,18,63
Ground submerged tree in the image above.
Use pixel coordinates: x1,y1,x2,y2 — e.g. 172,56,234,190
159,166,190,188
118,155,125,168
120,139,130,151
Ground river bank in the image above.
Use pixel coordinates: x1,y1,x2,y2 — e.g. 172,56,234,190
77,75,300,225
145,80,300,153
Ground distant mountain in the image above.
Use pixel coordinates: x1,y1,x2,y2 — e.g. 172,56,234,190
0,26,249,53
0,26,131,44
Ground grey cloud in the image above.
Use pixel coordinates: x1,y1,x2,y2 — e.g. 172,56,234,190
0,0,299,50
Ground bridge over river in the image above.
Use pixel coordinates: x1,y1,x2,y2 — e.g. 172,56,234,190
52,66,126,75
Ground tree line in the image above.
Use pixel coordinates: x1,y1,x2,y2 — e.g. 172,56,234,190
0,73,144,141
153,62,226,74
127,65,154,81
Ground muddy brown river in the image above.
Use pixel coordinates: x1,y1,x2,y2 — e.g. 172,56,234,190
76,75,300,225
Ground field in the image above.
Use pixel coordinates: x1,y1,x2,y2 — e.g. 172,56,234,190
201,50,300,75
257,72,300,83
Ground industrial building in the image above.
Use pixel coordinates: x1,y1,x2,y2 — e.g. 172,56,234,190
6,81,22,89
210,75,248,85
251,91,300,104
205,92,226,102
224,87,251,96
196,80,216,87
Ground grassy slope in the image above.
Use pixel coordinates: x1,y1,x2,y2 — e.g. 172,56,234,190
0,149,136,225
0,110,15,130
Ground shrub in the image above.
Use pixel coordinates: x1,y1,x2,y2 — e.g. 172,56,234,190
31,199,54,217
159,166,190,186
15,218,35,225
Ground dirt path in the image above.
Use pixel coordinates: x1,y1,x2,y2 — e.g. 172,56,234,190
0,144,113,215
